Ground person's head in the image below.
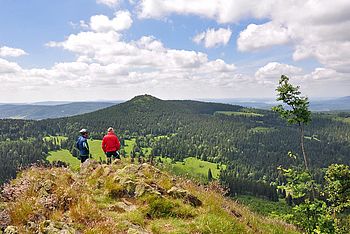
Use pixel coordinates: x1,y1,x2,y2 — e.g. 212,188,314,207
107,127,114,133
79,128,89,137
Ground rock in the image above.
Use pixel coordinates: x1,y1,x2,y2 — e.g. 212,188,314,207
127,227,150,234
123,180,136,197
0,210,11,230
123,221,150,234
115,201,138,212
40,220,76,234
102,167,112,177
135,183,146,197
4,226,18,234
167,186,202,207
167,186,187,198
80,159,99,173
184,194,202,207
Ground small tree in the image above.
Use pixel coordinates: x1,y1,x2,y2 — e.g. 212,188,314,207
272,75,311,170
208,168,213,182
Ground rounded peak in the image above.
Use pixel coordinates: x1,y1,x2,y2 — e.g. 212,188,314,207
129,94,161,102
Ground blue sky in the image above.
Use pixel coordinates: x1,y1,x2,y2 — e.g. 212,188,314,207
0,0,349,102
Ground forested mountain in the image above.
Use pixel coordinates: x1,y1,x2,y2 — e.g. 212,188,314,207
48,95,350,179
0,102,117,120
1,95,350,196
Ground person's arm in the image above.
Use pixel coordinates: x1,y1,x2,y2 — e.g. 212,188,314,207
83,140,89,151
102,137,106,153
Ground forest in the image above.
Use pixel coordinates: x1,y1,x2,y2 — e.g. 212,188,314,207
0,95,349,192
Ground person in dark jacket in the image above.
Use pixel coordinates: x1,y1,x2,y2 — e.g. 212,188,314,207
102,127,121,164
76,128,90,163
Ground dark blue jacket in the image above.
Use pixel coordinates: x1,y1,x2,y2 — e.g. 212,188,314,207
76,136,89,156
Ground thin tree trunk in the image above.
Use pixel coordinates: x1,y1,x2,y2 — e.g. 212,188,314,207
299,124,309,171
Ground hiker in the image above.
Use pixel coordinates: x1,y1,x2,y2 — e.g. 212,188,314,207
102,127,121,164
76,128,90,163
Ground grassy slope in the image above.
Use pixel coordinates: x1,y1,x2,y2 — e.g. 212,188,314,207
159,157,225,183
0,160,299,234
235,195,292,220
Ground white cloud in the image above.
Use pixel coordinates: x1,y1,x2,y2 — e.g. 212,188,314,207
89,10,133,32
136,0,350,76
193,28,232,48
96,0,121,7
4,25,242,101
0,58,22,74
255,62,303,84
237,22,290,51
136,0,273,23
0,46,28,57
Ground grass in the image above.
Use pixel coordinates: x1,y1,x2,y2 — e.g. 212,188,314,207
215,111,264,117
158,157,225,183
46,139,106,170
123,138,136,156
2,159,300,233
43,135,68,144
235,195,292,220
47,149,80,170
334,117,350,124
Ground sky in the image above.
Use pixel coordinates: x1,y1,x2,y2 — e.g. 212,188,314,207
0,0,349,102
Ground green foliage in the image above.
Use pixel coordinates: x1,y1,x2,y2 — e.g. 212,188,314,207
291,199,335,234
325,164,350,213
272,75,311,126
278,166,315,199
272,75,312,170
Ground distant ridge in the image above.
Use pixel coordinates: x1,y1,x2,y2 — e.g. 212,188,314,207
0,102,118,120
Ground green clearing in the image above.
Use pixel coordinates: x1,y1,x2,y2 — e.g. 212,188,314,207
47,149,80,171
43,135,68,144
123,138,136,156
158,156,225,183
46,139,107,170
215,111,264,117
304,135,321,142
235,195,292,220
249,127,273,133
334,117,350,124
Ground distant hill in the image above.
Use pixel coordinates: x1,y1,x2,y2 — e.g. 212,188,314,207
207,96,350,112
0,102,119,120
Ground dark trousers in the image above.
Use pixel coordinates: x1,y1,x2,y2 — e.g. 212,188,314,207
79,155,89,163
106,151,120,164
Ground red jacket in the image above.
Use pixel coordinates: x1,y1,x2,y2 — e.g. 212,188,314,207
102,132,121,153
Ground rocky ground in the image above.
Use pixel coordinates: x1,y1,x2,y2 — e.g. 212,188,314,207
0,159,299,233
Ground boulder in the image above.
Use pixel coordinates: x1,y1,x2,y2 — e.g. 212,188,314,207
4,226,17,234
167,186,202,207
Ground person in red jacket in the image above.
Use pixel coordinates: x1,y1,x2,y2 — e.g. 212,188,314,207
102,127,121,164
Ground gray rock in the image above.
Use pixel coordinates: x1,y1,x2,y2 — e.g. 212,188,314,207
4,226,18,234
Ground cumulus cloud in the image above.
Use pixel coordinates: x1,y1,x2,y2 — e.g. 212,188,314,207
0,46,28,57
89,10,133,32
237,22,290,51
136,0,350,76
4,23,242,100
255,62,303,84
136,0,273,23
96,0,121,7
193,28,232,48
